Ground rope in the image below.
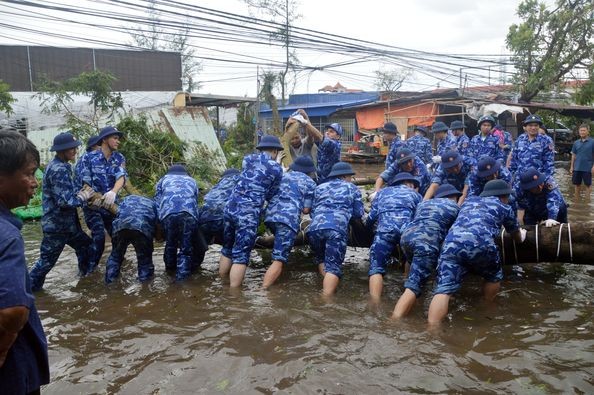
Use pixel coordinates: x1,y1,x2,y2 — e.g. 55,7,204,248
568,223,573,262
556,223,564,261
535,223,539,263
501,228,506,264
513,235,519,265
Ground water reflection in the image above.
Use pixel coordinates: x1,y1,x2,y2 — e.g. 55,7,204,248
22,161,593,394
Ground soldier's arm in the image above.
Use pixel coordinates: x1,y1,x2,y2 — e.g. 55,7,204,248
457,184,469,206
423,182,439,201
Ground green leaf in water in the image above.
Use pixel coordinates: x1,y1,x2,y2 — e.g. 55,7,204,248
216,379,229,391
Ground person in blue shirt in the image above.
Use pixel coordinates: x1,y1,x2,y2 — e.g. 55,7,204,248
424,150,472,201
105,195,159,284
307,162,364,296
382,122,405,169
367,172,422,301
263,156,317,288
451,120,470,158
392,184,461,319
0,131,50,394
154,164,200,281
465,156,512,199
427,180,526,325
373,148,431,196
77,125,127,272
432,121,457,160
405,126,432,164
517,167,567,227
570,124,594,198
73,134,101,189
29,132,94,292
316,123,343,183
220,135,284,287
468,115,504,165
509,114,555,192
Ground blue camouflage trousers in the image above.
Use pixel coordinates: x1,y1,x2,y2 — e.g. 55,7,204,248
105,229,154,284
307,228,347,278
266,222,298,264
83,207,115,272
198,220,224,245
162,212,198,281
29,229,92,291
401,232,440,297
368,230,401,276
434,240,503,295
222,211,260,265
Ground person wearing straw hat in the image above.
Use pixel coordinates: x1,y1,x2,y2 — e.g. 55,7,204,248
77,125,127,272
468,115,504,165
516,167,567,227
373,148,431,199
262,155,317,288
450,120,470,158
219,135,284,287
405,126,432,165
427,179,526,325
382,122,405,169
366,172,422,301
392,183,462,319
306,162,364,295
29,132,94,292
278,109,321,170
424,150,472,201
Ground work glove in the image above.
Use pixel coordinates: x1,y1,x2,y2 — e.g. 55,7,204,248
543,219,560,227
102,190,117,206
291,114,308,125
76,188,93,202
432,155,442,164
368,191,377,202
519,228,527,243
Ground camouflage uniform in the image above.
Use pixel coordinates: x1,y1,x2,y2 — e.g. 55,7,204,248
434,196,520,295
516,182,567,225
436,133,457,157
198,173,239,243
105,195,158,284
405,135,432,164
316,138,341,183
468,134,504,164
77,149,127,271
502,131,513,161
456,134,471,158
509,133,555,190
431,155,473,192
400,198,459,296
29,157,92,291
385,138,406,169
380,156,431,195
466,166,512,197
306,179,364,277
155,172,200,280
222,153,283,264
367,185,422,276
264,171,316,263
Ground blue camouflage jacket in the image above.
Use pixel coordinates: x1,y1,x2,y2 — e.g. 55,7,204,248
367,185,422,234
444,195,519,246
509,133,555,180
516,182,566,220
431,155,473,191
74,151,91,189
456,134,471,157
77,149,126,195
113,195,158,240
469,134,504,164
380,156,431,195
466,166,512,197
385,138,405,169
154,173,200,221
308,178,364,235
198,174,239,224
265,171,316,232
316,138,341,182
41,157,85,233
405,135,432,164
436,133,458,157
402,198,460,253
502,131,513,161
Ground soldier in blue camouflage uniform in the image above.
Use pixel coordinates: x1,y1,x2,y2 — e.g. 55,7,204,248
105,195,158,284
316,123,342,183
77,126,127,272
432,121,457,159
263,156,317,288
198,168,240,244
155,164,200,281
220,135,284,287
451,120,470,158
367,172,422,301
405,126,432,164
382,122,405,169
374,148,431,196
424,151,472,200
509,115,555,193
29,132,94,292
306,162,364,295
517,167,567,226
427,180,526,325
466,156,512,198
73,134,100,189
468,115,504,165
392,184,461,318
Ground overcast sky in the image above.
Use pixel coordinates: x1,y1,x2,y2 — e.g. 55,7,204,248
0,0,526,96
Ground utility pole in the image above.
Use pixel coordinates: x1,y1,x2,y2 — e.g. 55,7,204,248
255,66,260,146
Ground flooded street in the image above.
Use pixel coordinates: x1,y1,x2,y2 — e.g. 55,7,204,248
24,161,593,394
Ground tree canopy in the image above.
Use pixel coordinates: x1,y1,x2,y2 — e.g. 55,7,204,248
0,80,15,115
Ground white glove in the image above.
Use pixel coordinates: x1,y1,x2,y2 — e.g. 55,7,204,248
368,191,377,202
291,114,308,125
432,155,442,164
76,188,93,202
543,219,560,227
102,190,117,205
519,228,527,243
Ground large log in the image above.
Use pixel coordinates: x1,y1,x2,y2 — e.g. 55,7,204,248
255,221,594,265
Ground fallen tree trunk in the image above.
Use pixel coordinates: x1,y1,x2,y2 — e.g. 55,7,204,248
255,221,594,265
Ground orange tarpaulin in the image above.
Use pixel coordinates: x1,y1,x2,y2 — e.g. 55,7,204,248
355,102,439,130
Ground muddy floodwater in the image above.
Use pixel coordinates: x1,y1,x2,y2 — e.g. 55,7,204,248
24,162,593,394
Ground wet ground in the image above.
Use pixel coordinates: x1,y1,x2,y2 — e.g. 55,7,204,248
24,161,594,394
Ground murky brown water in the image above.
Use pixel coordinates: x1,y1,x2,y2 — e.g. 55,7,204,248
24,161,593,394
